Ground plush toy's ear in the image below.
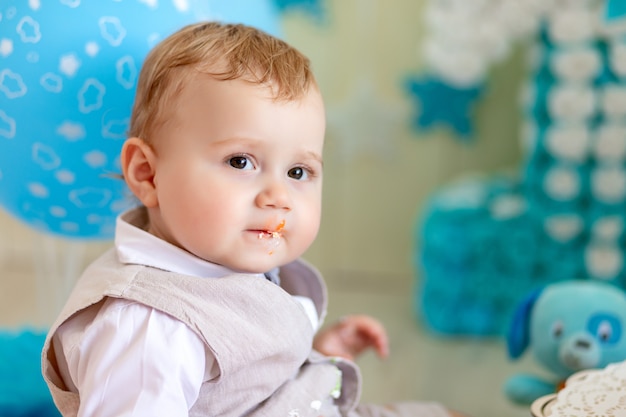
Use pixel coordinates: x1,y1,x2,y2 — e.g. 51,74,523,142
507,287,544,359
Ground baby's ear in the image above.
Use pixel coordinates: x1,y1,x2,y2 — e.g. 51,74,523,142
121,137,159,208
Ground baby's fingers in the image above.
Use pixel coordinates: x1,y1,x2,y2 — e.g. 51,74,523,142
341,315,389,358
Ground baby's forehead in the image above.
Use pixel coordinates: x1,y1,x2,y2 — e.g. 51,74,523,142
156,72,324,131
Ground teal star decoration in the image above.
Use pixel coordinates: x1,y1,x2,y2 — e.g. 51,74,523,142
606,0,626,21
405,76,484,139
273,0,325,20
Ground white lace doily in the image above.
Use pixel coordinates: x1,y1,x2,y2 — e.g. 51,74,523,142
540,363,626,416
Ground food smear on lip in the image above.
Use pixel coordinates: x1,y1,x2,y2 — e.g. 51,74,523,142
258,219,286,255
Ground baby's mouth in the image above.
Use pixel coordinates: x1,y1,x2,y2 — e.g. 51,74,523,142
257,220,285,255
258,230,281,239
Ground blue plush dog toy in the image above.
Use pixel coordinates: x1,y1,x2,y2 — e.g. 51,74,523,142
504,280,626,405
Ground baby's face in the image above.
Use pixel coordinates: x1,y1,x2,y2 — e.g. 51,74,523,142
145,75,325,273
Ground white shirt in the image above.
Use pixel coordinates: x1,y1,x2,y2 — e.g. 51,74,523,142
53,211,318,417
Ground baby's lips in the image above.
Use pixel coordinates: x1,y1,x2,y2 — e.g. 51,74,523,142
258,219,286,238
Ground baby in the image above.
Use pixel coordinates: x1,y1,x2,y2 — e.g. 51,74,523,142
42,21,462,417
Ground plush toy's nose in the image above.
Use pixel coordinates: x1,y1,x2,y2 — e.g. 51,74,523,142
575,339,591,350
557,333,600,373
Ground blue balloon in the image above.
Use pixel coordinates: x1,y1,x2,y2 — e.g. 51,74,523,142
0,0,281,239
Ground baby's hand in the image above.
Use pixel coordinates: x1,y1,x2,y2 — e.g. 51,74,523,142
313,314,389,361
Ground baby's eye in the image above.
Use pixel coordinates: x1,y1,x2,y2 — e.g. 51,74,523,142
228,156,253,170
288,167,309,180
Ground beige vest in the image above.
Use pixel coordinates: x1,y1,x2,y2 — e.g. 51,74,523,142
42,250,361,416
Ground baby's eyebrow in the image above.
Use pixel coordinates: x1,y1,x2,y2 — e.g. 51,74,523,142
211,137,258,147
211,137,323,165
305,151,323,166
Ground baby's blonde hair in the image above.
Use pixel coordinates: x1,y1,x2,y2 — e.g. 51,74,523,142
129,21,317,142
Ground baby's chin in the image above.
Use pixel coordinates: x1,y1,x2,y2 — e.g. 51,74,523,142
217,253,297,275
188,244,300,274
232,259,290,274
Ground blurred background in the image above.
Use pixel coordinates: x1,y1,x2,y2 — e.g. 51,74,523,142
291,1,524,283
7,0,622,416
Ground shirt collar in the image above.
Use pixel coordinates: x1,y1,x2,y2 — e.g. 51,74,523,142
114,207,264,279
